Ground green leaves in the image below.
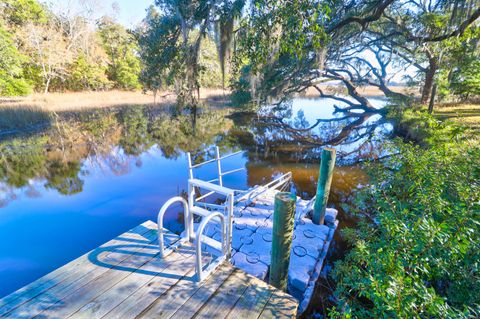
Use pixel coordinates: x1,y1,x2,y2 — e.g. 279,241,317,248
333,136,480,317
98,18,141,90
0,24,32,96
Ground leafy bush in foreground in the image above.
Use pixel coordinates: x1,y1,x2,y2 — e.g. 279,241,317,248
332,140,480,318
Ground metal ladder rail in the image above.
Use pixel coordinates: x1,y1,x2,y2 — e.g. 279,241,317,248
188,179,235,259
195,211,227,282
157,196,190,258
157,189,231,282
187,147,244,204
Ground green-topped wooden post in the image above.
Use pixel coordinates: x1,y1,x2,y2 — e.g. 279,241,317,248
313,147,336,225
269,192,296,291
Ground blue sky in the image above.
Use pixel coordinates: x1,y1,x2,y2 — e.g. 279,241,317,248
109,0,154,26
42,0,154,27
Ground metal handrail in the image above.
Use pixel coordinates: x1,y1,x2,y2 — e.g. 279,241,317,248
190,158,217,169
220,168,245,176
235,171,292,205
195,211,226,282
187,147,243,180
157,196,190,258
188,178,235,253
189,178,235,197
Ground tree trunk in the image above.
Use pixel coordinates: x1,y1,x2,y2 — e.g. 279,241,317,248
44,77,51,94
421,62,437,105
428,83,437,114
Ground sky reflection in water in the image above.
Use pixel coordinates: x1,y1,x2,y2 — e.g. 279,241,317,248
0,97,388,297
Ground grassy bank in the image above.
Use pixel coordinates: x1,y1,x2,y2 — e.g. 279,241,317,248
389,102,480,146
434,103,480,135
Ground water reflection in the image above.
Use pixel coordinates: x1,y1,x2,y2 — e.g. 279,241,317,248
0,97,390,297
233,98,392,164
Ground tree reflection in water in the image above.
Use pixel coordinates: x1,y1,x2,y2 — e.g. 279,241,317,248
0,105,232,207
227,100,392,165
0,99,391,207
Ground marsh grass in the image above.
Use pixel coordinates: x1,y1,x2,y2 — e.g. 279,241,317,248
0,105,52,133
0,91,166,112
0,89,229,134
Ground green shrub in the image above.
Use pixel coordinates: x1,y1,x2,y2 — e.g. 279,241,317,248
389,108,466,146
66,55,112,91
450,60,480,99
0,25,32,96
333,139,480,318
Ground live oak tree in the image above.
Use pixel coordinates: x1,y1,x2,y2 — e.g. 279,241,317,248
375,0,480,107
138,0,245,110
232,0,480,112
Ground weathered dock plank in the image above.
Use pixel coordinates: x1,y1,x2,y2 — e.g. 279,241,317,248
226,274,275,319
0,221,158,317
258,290,299,319
137,265,234,319
188,269,250,319
0,221,298,319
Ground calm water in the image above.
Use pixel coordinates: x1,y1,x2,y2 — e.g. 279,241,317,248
0,97,390,297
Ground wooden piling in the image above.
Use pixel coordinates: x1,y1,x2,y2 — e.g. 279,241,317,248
312,147,336,225
269,192,296,291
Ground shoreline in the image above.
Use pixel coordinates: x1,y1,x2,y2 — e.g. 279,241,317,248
0,85,415,112
0,89,229,112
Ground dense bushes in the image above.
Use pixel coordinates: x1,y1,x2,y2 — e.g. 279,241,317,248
389,108,466,146
0,25,31,96
332,117,480,318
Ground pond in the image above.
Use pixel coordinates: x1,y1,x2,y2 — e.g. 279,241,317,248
0,97,391,298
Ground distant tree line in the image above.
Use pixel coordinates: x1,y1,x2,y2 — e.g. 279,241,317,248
0,0,142,95
0,0,224,97
2,0,479,111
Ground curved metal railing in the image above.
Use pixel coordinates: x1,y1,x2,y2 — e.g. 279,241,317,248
157,196,190,258
195,211,227,282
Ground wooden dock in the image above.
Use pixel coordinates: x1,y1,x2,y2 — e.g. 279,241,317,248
0,221,298,319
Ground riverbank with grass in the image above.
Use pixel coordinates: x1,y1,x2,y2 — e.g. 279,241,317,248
434,103,480,137
389,102,480,146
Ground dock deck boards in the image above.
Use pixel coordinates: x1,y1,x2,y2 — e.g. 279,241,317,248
0,220,298,319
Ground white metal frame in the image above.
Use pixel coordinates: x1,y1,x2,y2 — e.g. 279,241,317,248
187,147,292,207
157,146,293,282
157,179,234,282
188,178,235,259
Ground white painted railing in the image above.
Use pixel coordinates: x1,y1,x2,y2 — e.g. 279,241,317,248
157,196,190,258
158,147,293,282
188,178,235,260
195,211,227,281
